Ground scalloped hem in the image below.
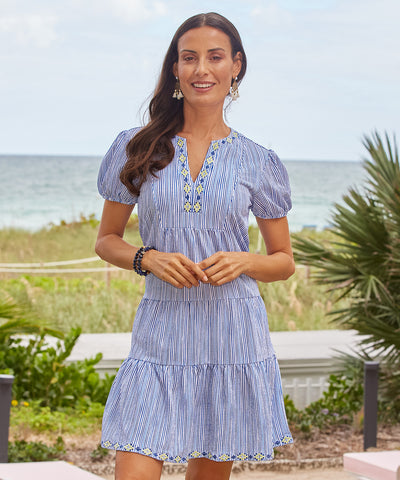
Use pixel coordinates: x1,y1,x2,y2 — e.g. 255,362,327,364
101,434,293,463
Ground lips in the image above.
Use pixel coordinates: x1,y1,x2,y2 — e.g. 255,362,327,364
192,82,215,89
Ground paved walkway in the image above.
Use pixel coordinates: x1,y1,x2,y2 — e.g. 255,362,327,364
102,467,356,479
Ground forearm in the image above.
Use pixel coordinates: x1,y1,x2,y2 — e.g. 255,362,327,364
243,251,295,283
95,233,138,270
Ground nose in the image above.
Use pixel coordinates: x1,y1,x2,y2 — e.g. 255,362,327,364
194,56,209,76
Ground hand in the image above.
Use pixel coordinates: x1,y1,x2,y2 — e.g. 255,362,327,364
197,251,248,286
141,250,208,289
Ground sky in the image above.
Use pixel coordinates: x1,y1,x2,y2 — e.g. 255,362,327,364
1,0,399,160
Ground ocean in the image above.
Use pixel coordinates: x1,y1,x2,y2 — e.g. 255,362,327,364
0,154,365,232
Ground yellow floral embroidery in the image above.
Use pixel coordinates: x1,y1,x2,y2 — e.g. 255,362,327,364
114,443,121,449
282,435,292,444
158,453,168,460
177,138,184,147
212,142,219,150
219,454,230,461
143,448,153,455
254,453,265,461
232,131,238,137
190,451,201,458
179,153,186,162
193,202,201,212
103,441,112,448
181,168,188,178
237,453,248,461
196,184,203,194
184,202,192,212
184,183,191,194
227,137,233,143
174,455,182,462
206,156,214,164
200,170,208,178
124,444,134,451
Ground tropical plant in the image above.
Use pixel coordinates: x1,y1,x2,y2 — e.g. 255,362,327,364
0,326,115,408
0,293,63,340
292,131,400,364
292,132,400,421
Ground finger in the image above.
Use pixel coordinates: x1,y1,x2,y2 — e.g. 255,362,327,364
207,270,232,286
199,260,226,279
166,268,194,288
177,265,200,287
197,253,219,270
183,259,208,282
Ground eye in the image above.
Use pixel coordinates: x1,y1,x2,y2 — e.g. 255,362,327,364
183,55,195,62
210,55,222,61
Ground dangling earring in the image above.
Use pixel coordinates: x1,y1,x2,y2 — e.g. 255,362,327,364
229,77,239,100
172,77,184,100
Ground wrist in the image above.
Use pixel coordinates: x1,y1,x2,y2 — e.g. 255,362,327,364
133,246,156,276
240,251,252,276
140,248,157,272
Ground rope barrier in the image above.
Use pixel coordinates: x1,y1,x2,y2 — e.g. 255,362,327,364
0,267,122,273
0,256,100,268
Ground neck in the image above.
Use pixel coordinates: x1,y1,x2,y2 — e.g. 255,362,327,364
179,101,230,140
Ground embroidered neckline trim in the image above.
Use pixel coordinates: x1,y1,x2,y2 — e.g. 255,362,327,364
177,130,239,214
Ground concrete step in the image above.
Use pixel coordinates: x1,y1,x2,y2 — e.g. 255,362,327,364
344,450,400,480
0,461,105,480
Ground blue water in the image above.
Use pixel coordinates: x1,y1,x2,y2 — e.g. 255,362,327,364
0,155,365,231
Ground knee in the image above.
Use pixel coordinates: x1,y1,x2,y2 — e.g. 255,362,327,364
115,469,159,480
115,451,163,480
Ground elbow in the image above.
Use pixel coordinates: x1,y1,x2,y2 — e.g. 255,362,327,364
288,258,296,279
95,236,105,260
282,258,296,280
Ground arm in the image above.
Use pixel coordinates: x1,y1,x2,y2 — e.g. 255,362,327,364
196,216,295,286
95,200,207,287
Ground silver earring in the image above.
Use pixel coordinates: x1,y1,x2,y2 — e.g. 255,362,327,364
229,77,239,100
172,77,184,100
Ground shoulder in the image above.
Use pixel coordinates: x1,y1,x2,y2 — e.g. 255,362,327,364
235,131,280,169
110,126,142,151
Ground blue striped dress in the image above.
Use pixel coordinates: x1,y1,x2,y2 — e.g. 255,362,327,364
97,127,293,463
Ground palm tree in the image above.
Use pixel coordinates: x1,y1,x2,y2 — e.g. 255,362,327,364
0,293,63,339
292,131,400,363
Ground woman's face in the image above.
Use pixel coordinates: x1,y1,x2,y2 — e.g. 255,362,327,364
173,26,242,108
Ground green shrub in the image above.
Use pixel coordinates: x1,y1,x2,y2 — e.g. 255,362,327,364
8,436,65,462
285,373,364,432
10,401,104,434
0,327,115,408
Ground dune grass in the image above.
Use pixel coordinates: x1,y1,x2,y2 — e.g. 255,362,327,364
0,216,345,333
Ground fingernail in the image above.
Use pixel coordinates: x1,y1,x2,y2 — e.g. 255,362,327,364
202,275,208,282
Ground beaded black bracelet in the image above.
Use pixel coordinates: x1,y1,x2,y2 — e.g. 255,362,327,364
133,246,156,276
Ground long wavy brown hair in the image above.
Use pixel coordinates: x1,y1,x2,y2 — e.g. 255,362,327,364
120,12,247,197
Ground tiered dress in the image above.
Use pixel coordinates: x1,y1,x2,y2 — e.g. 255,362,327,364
97,127,293,464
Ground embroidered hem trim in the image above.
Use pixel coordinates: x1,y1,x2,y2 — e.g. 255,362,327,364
102,433,293,463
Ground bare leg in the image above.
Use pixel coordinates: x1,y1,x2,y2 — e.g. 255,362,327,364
185,458,233,480
115,451,164,480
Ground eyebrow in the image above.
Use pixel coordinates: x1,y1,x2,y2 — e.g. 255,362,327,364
179,48,226,54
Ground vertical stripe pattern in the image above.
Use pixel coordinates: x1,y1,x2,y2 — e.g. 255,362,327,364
98,127,293,463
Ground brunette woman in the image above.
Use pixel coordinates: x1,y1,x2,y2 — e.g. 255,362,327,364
96,12,294,480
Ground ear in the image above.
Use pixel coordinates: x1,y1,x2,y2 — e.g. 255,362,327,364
172,62,178,77
232,51,242,79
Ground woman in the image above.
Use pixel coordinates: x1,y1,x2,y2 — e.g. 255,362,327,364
96,12,294,480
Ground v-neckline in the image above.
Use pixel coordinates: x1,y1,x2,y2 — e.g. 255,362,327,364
176,129,232,184
174,129,238,214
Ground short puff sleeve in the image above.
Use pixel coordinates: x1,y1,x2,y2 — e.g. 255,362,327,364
251,149,292,219
97,129,138,205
